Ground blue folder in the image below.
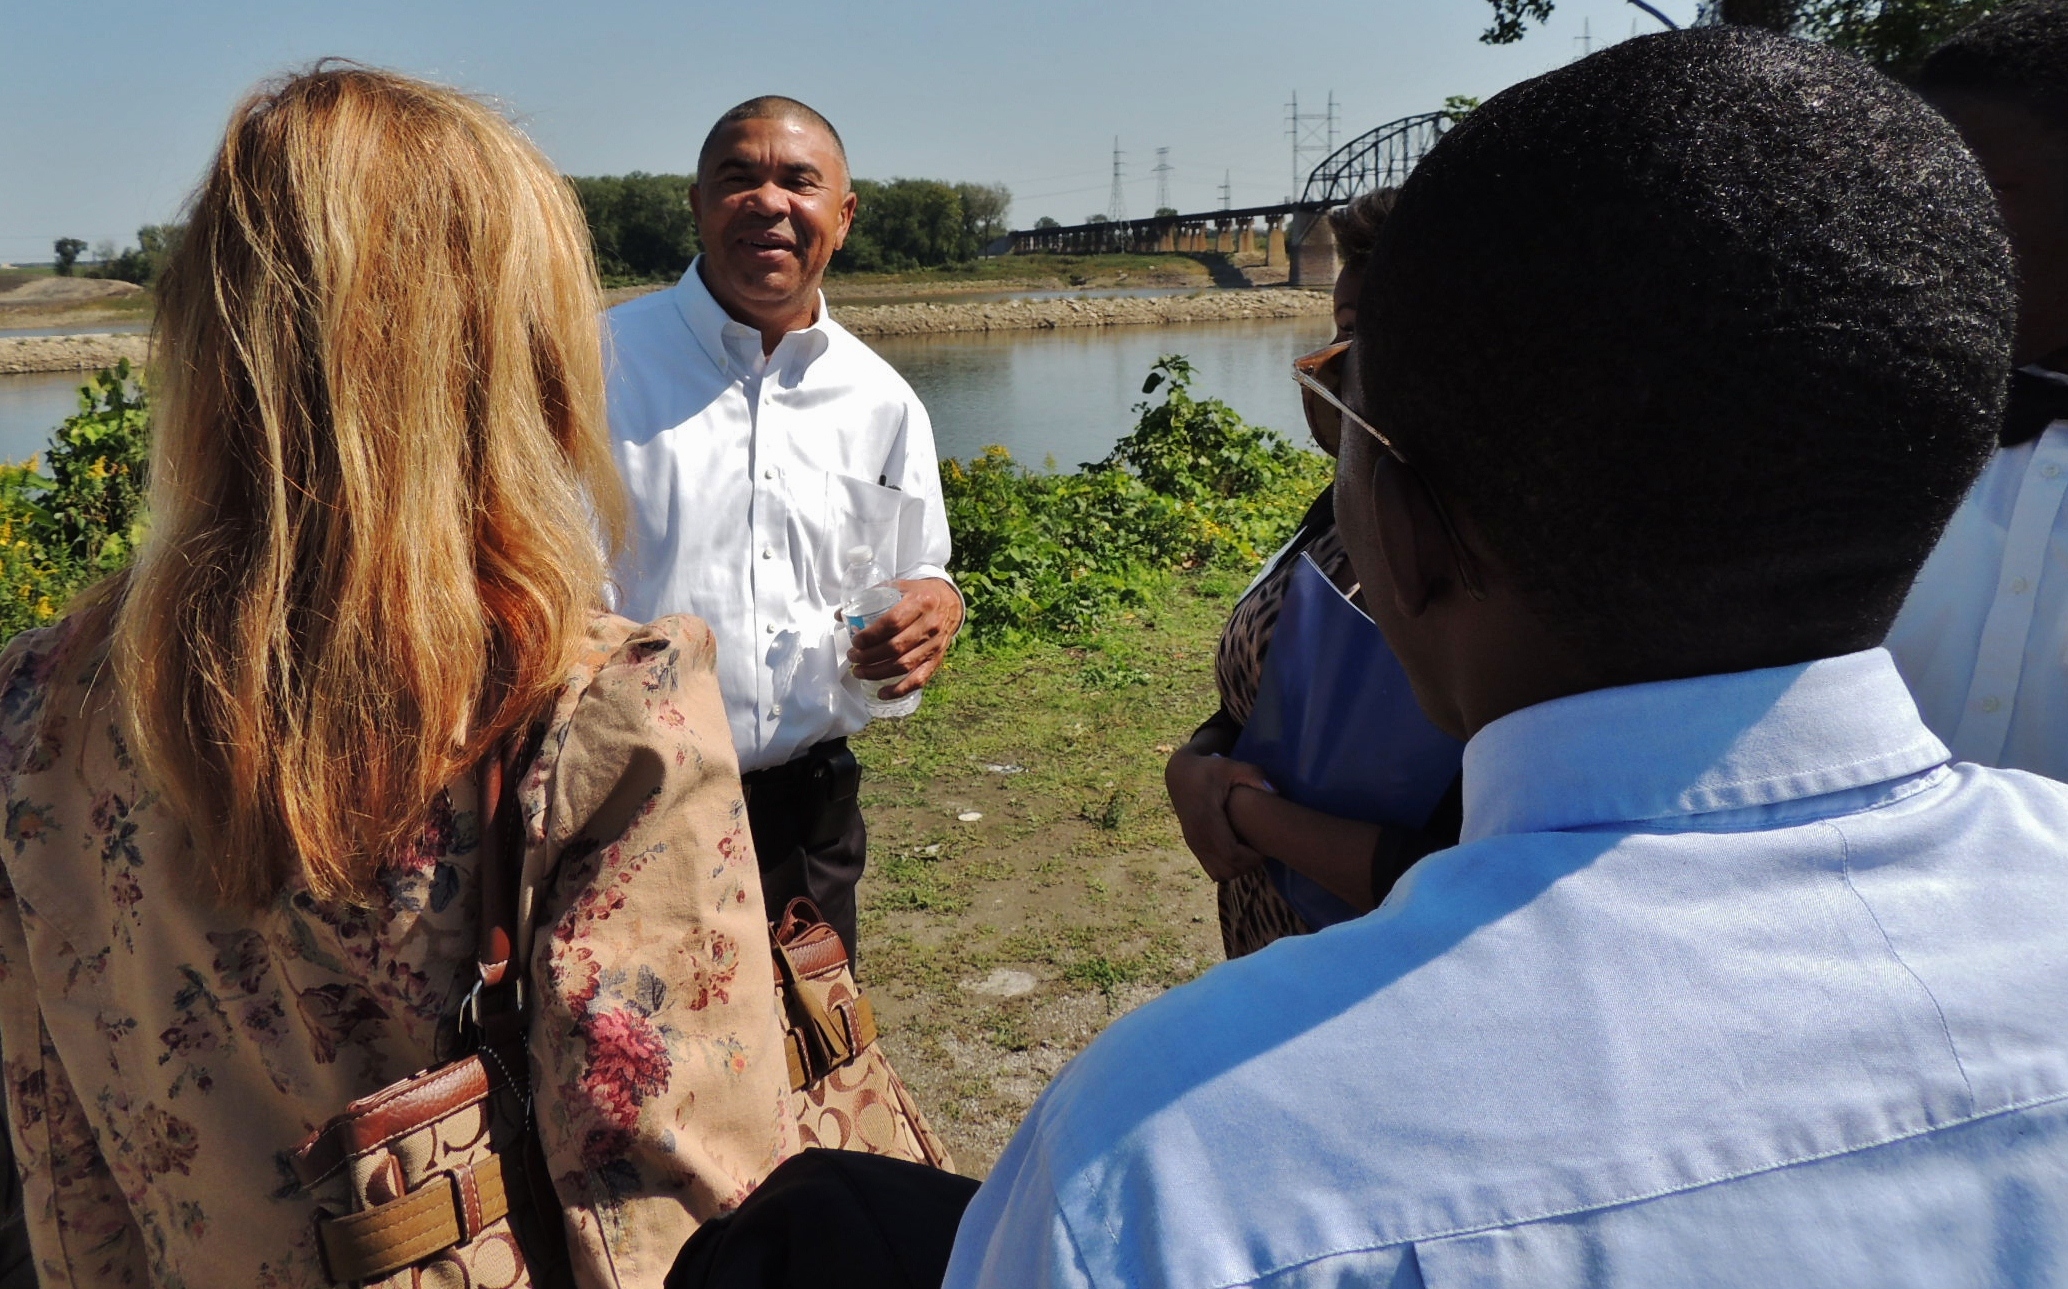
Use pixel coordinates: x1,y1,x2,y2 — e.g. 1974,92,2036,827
1230,552,1465,930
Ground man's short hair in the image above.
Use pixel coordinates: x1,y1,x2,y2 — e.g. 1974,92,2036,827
1360,27,2013,680
697,96,848,182
1917,1,2068,132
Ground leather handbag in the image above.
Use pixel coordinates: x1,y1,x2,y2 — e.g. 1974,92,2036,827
291,745,574,1288
770,899,954,1171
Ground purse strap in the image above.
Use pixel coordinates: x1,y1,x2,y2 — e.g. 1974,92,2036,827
463,734,533,1050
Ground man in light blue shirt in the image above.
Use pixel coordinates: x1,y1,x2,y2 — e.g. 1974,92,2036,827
948,29,2068,1288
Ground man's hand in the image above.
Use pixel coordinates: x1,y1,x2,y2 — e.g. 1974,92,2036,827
850,578,964,697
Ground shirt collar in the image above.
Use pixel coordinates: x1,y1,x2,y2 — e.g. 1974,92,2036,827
671,256,832,383
1460,648,1949,842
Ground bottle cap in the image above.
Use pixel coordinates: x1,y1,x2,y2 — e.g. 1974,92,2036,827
845,544,873,565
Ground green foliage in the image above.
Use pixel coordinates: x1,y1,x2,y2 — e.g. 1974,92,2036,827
1480,0,2005,72
569,172,701,284
1034,216,1062,230
837,179,1011,272
90,224,184,285
1442,94,1483,122
53,238,85,276
942,355,1331,645
1481,0,1556,43
0,363,152,643
1796,0,2004,76
957,182,1013,244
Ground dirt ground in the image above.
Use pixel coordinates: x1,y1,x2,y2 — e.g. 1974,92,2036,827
847,573,1242,1176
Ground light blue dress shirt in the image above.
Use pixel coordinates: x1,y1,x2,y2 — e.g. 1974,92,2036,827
946,650,2068,1287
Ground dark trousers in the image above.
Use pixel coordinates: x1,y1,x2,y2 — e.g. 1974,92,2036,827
742,739,866,961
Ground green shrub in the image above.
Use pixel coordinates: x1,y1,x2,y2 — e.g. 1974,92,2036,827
0,363,152,644
943,355,1331,644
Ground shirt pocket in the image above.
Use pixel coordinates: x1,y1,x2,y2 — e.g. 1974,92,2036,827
822,472,923,583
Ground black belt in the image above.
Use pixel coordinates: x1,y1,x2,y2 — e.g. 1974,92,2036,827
741,738,857,803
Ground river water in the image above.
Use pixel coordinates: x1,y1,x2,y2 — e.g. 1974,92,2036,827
0,314,1327,468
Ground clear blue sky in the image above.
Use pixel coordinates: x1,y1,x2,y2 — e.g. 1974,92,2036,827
0,0,1702,262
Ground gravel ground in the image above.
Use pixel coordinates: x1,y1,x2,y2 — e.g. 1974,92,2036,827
0,333,151,375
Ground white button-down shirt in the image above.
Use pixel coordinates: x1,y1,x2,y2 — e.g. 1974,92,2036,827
604,261,954,772
1887,377,2068,779
948,650,2068,1287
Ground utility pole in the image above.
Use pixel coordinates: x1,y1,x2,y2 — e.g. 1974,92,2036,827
1152,147,1174,212
1574,17,1593,58
1286,90,1338,200
1107,137,1128,223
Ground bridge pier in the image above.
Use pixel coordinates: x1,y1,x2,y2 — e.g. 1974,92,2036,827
1287,209,1337,288
1264,214,1285,266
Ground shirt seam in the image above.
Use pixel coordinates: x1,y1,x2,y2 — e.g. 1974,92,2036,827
1825,818,1977,1112
1185,1086,2068,1288
1582,764,1949,837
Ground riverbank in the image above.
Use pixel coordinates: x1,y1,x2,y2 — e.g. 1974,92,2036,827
836,288,1328,338
601,282,1331,339
0,333,150,375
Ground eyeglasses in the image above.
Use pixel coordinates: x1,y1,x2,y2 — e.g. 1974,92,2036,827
1292,340,1487,601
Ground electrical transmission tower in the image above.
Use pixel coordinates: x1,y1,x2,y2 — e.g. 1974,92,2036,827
1152,147,1174,212
1107,137,1128,223
1219,170,1232,211
1286,91,1339,199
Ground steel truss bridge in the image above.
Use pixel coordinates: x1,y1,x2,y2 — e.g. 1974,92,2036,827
1002,112,1452,260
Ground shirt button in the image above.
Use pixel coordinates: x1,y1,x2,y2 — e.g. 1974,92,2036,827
764,468,775,480
770,704,782,718
1981,695,2004,714
2045,463,2063,480
2012,576,2031,594
765,623,776,634
761,548,773,559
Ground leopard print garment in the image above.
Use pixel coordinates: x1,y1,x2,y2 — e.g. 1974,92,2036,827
1212,522,1357,959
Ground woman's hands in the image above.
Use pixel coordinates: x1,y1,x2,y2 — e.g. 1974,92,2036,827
1165,733,1277,882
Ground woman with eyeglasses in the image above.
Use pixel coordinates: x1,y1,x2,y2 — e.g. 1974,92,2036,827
1164,190,1466,959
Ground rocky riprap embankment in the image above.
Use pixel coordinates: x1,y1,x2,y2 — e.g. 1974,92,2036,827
0,333,151,375
832,289,1330,338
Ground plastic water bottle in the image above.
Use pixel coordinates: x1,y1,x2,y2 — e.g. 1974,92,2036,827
840,546,921,719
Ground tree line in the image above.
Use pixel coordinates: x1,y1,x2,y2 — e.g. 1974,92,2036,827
47,175,1010,291
52,226,184,284
571,173,1011,282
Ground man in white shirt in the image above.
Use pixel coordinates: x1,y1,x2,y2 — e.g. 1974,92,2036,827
1887,2,2068,779
605,97,961,956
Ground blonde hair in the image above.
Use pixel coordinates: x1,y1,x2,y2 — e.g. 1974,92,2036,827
112,64,627,907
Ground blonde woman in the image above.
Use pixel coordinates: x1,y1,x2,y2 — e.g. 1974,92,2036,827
0,67,794,1286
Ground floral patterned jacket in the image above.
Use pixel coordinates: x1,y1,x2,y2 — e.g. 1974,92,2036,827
0,612,798,1288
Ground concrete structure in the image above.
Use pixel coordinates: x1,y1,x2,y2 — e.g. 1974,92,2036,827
1286,209,1337,288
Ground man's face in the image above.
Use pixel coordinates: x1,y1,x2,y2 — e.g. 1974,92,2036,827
692,116,855,321
1932,92,2068,366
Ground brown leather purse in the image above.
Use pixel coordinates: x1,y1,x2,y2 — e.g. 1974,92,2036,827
770,898,954,1170
291,746,574,1288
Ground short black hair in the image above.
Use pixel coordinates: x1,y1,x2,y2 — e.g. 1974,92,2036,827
1918,1,2068,132
1361,27,2012,679
697,96,848,183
